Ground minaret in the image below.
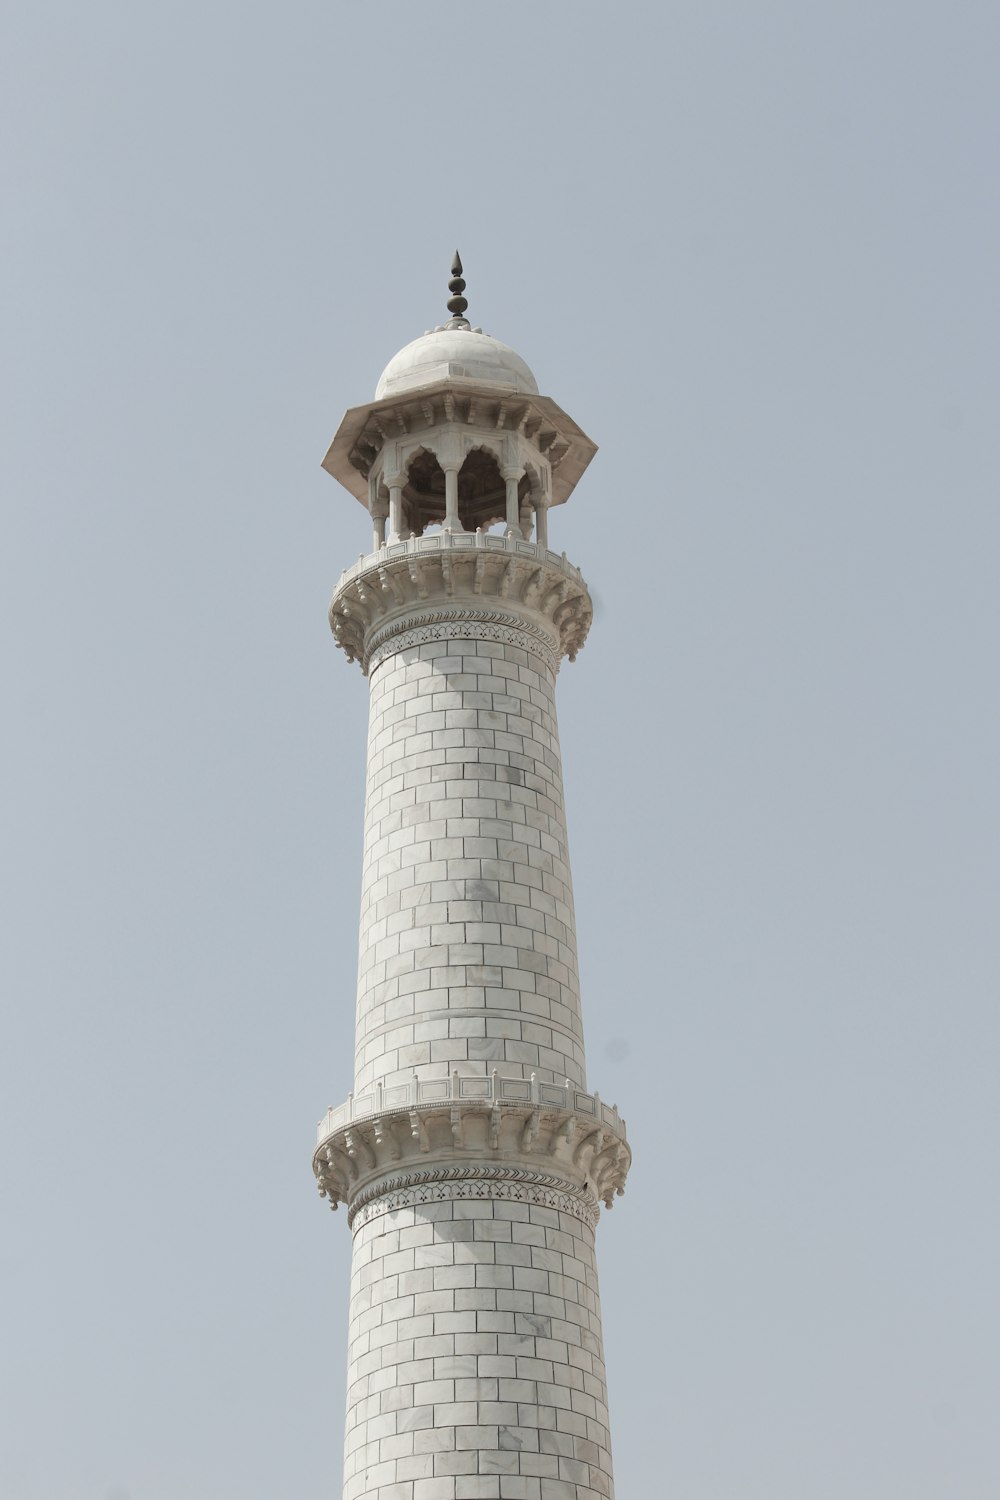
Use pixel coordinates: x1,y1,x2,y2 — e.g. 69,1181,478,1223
314,256,631,1500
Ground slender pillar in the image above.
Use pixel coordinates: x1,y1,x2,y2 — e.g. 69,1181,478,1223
387,481,404,543
370,498,388,552
502,466,523,536
443,463,462,533
535,496,550,550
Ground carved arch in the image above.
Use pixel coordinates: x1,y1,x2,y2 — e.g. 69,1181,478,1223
401,445,446,536
457,444,507,532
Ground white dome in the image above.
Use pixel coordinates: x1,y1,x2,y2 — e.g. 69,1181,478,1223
375,327,539,400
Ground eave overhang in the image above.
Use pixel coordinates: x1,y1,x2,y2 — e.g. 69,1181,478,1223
322,378,598,508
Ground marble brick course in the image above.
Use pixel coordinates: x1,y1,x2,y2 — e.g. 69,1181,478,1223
343,1198,614,1500
354,638,587,1093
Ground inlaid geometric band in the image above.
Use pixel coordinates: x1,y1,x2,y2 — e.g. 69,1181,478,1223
348,1164,601,1232
366,613,561,677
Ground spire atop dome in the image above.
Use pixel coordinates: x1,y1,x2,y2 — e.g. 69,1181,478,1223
324,260,598,515
445,250,470,328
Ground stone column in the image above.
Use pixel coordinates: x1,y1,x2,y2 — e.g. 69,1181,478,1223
442,463,462,534
318,533,627,1500
370,497,388,552
535,497,550,550
502,466,523,537
387,479,405,544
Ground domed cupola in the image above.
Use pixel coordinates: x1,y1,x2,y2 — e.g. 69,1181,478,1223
322,253,597,547
375,329,539,401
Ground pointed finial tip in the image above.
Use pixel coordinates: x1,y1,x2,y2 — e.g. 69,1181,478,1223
446,249,469,325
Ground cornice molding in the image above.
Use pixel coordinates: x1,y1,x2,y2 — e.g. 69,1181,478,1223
312,1074,631,1225
322,382,597,510
330,532,592,674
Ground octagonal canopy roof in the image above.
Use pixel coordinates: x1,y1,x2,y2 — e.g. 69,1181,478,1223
376,327,539,400
324,254,596,509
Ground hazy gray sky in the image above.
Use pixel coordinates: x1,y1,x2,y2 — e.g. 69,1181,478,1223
2,3,998,1497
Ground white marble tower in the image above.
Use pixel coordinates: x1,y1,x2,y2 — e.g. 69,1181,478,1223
313,256,631,1500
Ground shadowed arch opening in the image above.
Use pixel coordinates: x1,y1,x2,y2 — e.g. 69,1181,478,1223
458,447,506,532
402,448,446,535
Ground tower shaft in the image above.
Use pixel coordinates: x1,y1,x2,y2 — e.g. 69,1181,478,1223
356,599,586,1095
314,277,629,1500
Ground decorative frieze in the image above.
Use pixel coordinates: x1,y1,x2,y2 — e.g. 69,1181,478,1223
349,1166,602,1231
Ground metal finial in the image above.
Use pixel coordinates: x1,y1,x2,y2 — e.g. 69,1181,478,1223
446,250,470,327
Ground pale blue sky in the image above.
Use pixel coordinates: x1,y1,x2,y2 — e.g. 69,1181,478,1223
2,3,998,1497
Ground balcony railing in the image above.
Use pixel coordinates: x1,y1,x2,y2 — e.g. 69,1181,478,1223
336,529,585,589
316,1069,625,1147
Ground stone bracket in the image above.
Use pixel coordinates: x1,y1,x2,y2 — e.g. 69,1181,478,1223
313,1071,630,1220
329,531,592,673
